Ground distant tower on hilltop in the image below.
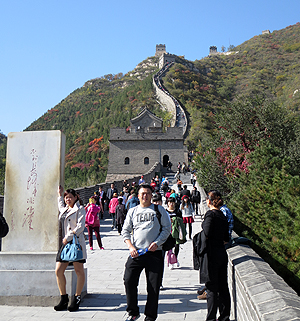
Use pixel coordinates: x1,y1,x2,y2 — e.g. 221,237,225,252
155,44,166,57
209,46,218,55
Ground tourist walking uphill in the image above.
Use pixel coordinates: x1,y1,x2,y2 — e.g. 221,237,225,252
122,184,171,321
55,186,86,312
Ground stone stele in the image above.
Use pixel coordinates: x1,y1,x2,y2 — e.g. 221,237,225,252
0,130,87,306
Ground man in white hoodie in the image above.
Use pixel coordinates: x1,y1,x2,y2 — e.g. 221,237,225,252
122,184,171,321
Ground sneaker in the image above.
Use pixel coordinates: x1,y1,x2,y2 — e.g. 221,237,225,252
197,291,207,300
100,247,104,250
90,247,93,250
169,264,174,270
176,261,180,268
124,313,140,321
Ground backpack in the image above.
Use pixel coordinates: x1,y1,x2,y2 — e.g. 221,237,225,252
154,204,176,251
0,214,9,238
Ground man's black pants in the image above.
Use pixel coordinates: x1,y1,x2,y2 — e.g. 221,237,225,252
124,250,163,321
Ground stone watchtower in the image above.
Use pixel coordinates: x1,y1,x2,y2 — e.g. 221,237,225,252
155,44,166,57
106,107,185,182
209,46,218,55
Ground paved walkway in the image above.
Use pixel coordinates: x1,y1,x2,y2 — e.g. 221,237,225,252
0,179,208,321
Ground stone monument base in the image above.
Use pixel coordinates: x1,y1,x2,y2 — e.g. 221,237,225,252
0,252,87,306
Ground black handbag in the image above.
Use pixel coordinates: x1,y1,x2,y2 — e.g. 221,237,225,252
154,204,176,251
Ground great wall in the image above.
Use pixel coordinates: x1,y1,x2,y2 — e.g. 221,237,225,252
0,46,300,319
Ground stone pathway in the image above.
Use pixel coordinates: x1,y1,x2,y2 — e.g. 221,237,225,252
0,176,208,320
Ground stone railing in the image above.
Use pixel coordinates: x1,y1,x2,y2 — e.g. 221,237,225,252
227,239,300,321
195,182,300,320
75,162,161,205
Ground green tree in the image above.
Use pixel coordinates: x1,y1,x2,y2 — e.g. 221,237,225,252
229,140,300,284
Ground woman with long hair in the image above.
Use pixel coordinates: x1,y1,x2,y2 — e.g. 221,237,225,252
55,186,86,312
202,190,230,321
181,195,194,239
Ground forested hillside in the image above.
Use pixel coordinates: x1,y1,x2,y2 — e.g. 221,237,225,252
26,57,172,188
178,23,300,292
162,23,300,149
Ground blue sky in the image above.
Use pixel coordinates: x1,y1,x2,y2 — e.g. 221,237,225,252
0,0,299,136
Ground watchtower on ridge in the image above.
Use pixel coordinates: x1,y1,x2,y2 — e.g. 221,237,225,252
155,44,166,57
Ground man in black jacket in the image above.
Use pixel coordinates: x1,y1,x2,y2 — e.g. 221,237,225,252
179,185,190,200
191,186,201,215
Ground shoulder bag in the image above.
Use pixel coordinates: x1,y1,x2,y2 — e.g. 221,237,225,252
60,234,83,262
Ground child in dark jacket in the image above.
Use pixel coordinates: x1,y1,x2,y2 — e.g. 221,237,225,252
115,197,126,234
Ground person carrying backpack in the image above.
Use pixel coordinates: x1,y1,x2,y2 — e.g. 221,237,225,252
126,192,139,210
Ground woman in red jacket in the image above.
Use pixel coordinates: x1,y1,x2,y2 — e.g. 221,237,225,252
85,196,104,250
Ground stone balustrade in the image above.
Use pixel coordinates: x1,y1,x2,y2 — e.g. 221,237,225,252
227,239,300,320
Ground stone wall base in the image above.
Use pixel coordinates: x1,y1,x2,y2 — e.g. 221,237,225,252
0,252,87,306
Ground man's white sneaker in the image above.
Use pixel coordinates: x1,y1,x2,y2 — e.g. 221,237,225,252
124,313,140,321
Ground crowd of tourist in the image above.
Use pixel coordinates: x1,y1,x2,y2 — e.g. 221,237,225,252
54,169,233,321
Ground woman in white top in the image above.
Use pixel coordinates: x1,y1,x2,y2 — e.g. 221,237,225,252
55,186,86,312
181,195,194,239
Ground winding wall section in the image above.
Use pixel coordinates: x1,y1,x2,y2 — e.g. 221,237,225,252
153,62,187,136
